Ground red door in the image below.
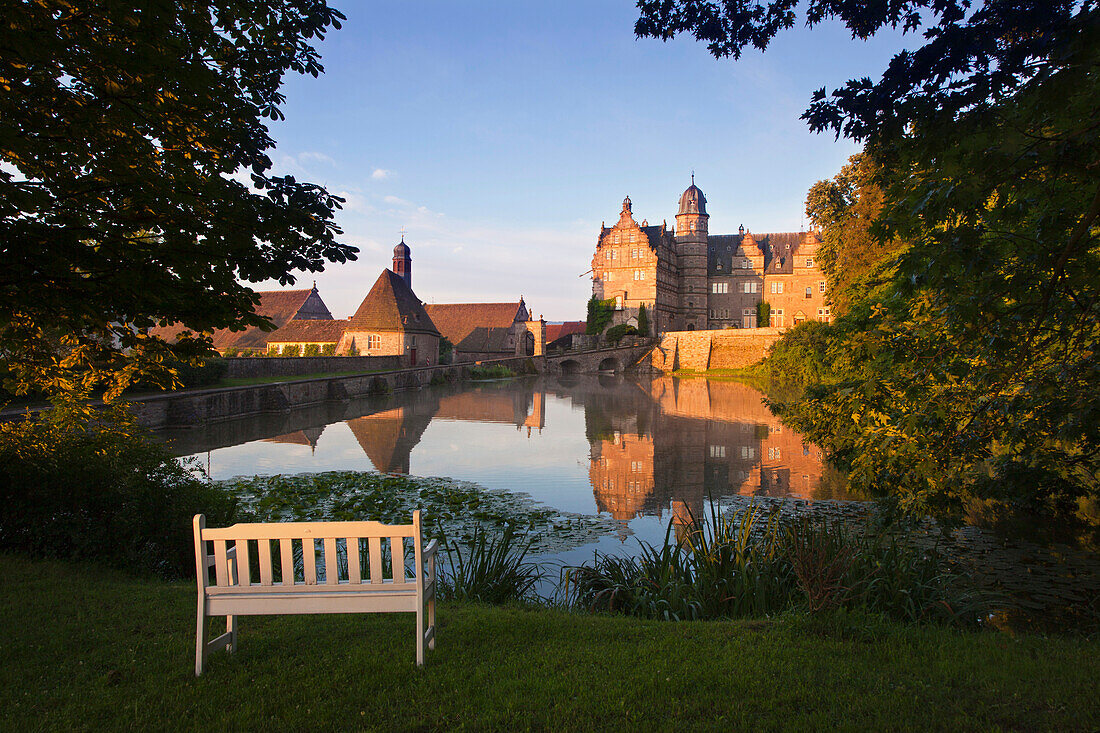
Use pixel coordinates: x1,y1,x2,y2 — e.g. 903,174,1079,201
409,348,417,366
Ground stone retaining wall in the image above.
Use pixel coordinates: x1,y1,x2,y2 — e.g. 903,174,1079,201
645,329,783,372
223,355,402,379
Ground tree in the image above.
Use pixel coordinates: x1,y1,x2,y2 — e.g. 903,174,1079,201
636,303,650,336
636,1,1100,519
756,301,770,328
1,1,355,400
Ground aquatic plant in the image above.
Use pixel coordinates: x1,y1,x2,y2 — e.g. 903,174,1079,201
439,525,542,604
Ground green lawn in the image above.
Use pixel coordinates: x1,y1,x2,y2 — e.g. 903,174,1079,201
2,554,1097,731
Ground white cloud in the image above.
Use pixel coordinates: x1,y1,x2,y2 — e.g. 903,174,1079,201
383,194,411,206
370,168,391,180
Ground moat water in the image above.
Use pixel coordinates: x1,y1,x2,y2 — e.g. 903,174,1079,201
163,375,852,565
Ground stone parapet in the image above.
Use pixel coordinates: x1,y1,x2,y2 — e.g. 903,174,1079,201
223,355,402,379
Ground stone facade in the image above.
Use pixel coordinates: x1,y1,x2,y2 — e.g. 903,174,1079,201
645,329,784,372
591,181,830,334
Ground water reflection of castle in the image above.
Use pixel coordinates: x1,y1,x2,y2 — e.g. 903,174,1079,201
248,376,837,521
588,378,834,527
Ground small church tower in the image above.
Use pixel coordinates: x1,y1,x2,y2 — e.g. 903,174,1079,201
392,235,412,289
674,176,709,330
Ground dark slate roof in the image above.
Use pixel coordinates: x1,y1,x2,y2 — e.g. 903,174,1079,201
642,224,674,251
454,326,514,354
268,319,348,343
678,183,707,215
346,270,439,335
707,232,807,275
424,302,524,348
148,288,324,350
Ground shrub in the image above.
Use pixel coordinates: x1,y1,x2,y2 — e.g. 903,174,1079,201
637,303,650,336
321,343,336,356
467,364,515,380
605,324,639,345
345,344,360,356
439,337,454,365
303,343,321,357
0,396,236,577
222,346,239,357
280,344,301,357
266,345,279,357
172,357,227,388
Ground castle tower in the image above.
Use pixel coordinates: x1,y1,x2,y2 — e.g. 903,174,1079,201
392,236,412,289
674,177,709,330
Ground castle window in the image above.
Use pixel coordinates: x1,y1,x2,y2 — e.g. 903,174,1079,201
367,335,381,350
770,309,785,328
819,281,826,292
805,287,812,298
805,258,813,267
741,282,758,294
743,259,751,269
711,282,728,294
770,282,784,294
709,445,726,458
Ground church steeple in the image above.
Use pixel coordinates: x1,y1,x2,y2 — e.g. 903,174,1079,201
393,233,412,289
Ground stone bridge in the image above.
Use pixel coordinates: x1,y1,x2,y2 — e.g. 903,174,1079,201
540,342,655,376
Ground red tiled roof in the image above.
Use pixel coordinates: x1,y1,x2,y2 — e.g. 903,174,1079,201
346,270,439,335
423,302,524,347
148,288,326,349
546,321,587,343
267,319,348,343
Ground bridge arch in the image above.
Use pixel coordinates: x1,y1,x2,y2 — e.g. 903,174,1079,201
598,357,620,373
559,359,582,376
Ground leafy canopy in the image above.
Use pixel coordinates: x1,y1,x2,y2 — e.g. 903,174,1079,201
638,1,1100,518
1,1,355,400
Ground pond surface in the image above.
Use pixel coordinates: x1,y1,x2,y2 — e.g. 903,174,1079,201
163,375,851,564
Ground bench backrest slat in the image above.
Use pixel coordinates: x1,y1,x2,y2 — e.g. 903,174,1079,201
280,539,295,585
348,538,362,584
258,540,274,586
391,536,405,584
238,539,252,587
368,536,383,584
214,540,230,586
323,537,338,585
303,539,317,585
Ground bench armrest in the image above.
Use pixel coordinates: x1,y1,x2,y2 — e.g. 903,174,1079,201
422,539,438,560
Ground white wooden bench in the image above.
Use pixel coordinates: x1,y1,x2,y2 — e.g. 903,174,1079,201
192,511,437,675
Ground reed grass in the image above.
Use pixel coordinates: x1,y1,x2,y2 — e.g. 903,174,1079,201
439,525,543,604
564,503,1001,626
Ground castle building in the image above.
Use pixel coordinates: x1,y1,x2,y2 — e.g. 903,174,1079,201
591,180,830,333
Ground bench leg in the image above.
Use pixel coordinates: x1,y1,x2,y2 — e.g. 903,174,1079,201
226,614,237,653
195,599,206,676
427,594,436,651
416,603,425,667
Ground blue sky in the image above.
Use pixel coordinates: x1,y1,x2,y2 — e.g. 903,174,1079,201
260,1,912,321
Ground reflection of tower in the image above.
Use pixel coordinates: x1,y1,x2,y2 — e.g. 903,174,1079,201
523,390,545,433
589,432,656,521
345,407,433,474
263,426,325,451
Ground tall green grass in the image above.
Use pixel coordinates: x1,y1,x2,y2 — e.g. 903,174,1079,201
564,503,1000,626
439,525,542,604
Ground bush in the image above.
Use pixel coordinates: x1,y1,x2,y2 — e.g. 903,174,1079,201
321,343,336,356
756,301,771,327
172,357,227,388
467,364,516,380
637,304,650,336
303,343,321,357
345,345,360,356
266,345,279,357
222,346,239,357
605,324,639,345
0,396,236,577
280,344,301,357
